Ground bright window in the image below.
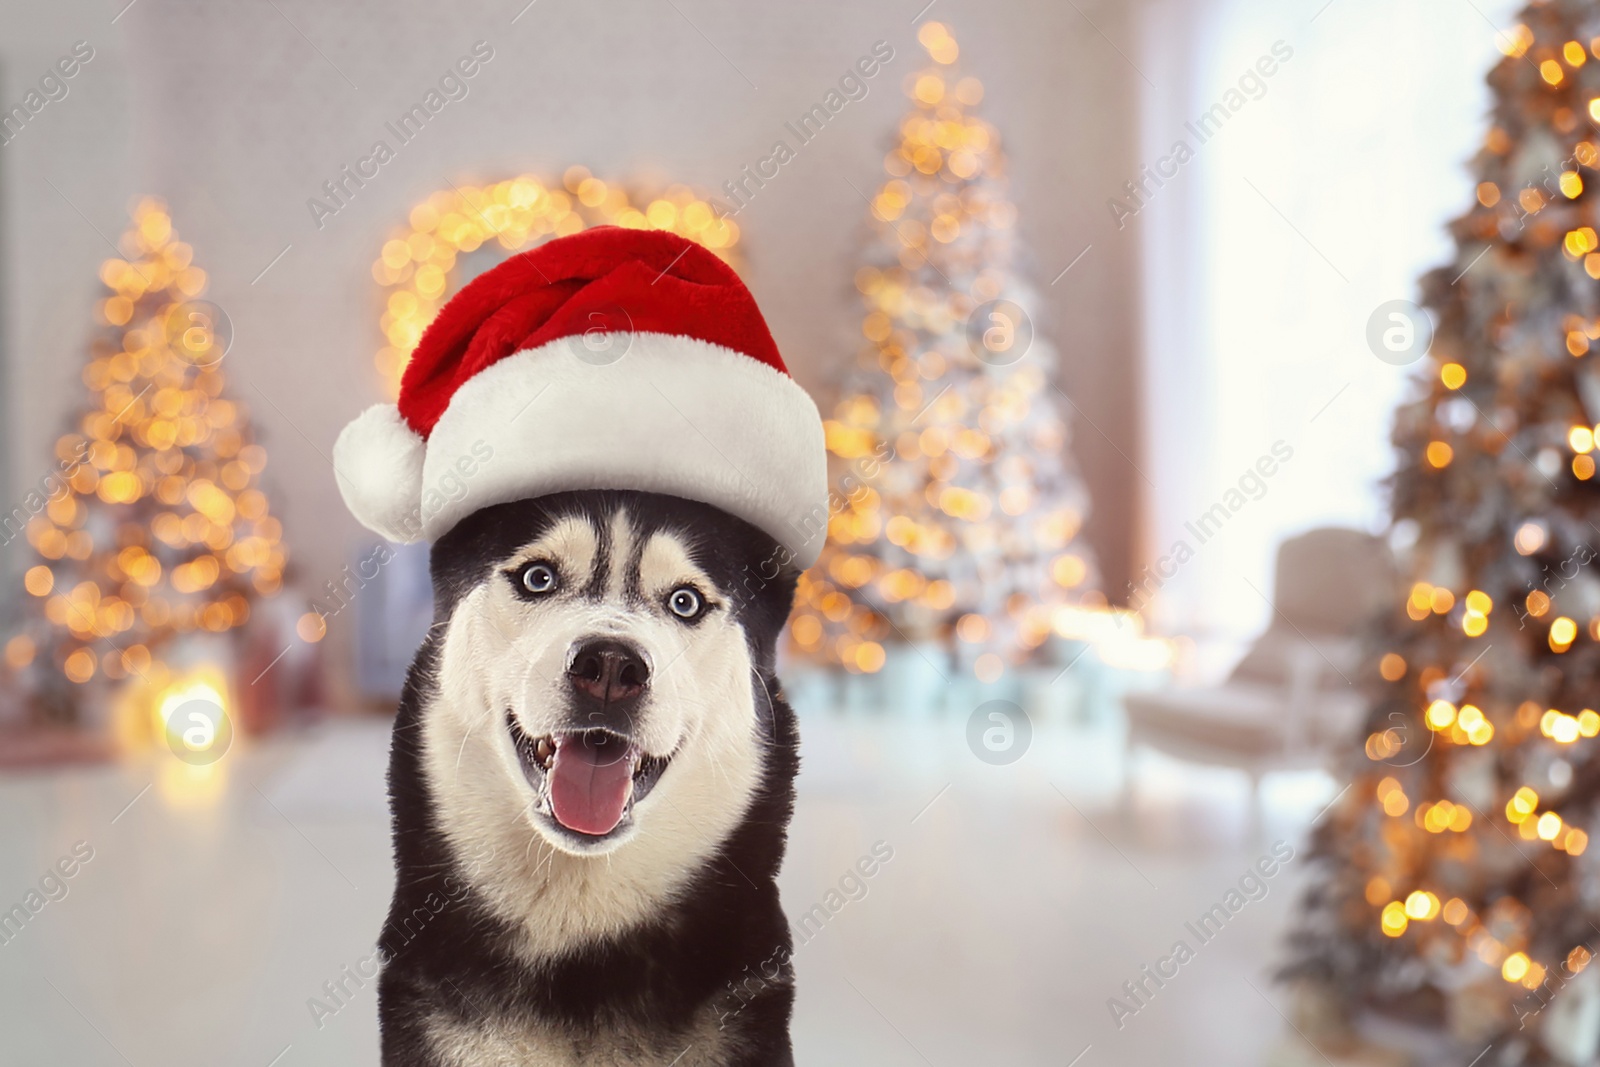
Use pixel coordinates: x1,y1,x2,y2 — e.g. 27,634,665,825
1135,0,1521,643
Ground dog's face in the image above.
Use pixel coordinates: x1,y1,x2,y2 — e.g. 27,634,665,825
422,491,797,880
472,507,749,855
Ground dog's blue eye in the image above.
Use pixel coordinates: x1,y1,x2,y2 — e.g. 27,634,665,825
667,587,704,619
520,562,558,595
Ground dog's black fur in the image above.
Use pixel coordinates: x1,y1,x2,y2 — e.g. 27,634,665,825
375,491,801,1066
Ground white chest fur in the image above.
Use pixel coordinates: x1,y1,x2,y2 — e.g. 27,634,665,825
425,1003,743,1066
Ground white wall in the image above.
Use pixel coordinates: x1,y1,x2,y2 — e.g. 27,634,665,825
0,0,1143,695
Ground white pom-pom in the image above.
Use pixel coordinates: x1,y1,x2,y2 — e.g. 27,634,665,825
333,404,427,543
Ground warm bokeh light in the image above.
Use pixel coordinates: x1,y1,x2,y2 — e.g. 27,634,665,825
14,199,283,693
1297,7,1600,1037
1404,890,1441,921
1514,521,1547,554
785,23,1134,678
1550,616,1578,651
375,170,740,395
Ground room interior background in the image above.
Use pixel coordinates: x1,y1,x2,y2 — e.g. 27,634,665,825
0,0,1556,1063
0,0,1517,700
4,0,1152,707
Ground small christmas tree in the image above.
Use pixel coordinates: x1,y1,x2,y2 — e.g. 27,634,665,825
1283,4,1600,1063
789,22,1100,680
6,199,286,724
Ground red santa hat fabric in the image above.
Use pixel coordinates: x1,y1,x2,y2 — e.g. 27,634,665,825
332,226,830,565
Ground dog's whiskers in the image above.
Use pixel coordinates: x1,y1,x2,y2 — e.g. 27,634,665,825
455,719,477,780
532,838,559,885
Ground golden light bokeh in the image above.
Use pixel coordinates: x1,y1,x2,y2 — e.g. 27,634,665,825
374,168,740,395
18,199,284,688
785,23,1132,677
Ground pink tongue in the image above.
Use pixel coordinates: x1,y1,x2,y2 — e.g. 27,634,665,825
549,734,635,836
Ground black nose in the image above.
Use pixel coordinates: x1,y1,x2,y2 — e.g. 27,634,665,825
566,639,650,703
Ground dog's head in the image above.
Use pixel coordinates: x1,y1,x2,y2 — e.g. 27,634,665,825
421,490,798,870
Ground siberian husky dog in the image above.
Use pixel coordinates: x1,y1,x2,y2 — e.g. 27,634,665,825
376,490,801,1066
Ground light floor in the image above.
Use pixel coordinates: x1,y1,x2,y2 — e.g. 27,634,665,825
0,706,1333,1065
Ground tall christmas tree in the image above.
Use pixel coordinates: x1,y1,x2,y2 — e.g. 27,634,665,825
788,21,1100,681
1283,5,1600,1063
5,199,286,724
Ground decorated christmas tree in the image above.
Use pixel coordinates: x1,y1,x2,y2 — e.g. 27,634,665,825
1282,4,1600,1063
5,199,286,726
788,21,1100,682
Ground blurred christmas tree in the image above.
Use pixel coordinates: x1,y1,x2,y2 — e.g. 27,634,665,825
5,199,286,725
789,21,1100,682
1282,5,1600,1063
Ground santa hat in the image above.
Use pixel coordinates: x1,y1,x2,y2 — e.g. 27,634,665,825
333,226,830,566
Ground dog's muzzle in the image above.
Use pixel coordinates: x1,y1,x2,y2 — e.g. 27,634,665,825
506,636,670,844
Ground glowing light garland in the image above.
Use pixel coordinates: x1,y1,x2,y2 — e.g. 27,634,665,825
373,167,740,394
787,23,1142,680
1286,9,1600,1040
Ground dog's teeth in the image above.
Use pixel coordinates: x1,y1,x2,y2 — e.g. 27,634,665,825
536,738,554,768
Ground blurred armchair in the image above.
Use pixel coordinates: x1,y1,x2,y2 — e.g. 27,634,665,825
1121,527,1396,822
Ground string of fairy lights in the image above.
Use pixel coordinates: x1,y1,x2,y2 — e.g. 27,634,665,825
1338,13,1600,1009
8,199,286,690
788,22,1106,681
373,168,740,394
